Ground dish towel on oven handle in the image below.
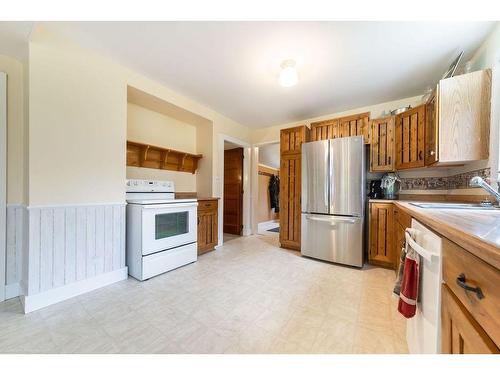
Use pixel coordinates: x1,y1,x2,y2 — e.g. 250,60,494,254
398,228,420,319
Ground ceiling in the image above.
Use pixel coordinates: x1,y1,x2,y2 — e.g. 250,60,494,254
2,21,496,127
0,22,33,60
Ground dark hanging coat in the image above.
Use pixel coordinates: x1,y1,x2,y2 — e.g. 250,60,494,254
269,174,280,213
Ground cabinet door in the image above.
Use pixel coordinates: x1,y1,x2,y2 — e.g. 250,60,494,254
438,69,491,163
425,88,439,165
280,126,309,251
369,203,396,268
280,153,302,250
338,112,371,144
310,120,338,141
370,116,395,172
197,205,218,255
395,105,425,169
441,285,499,354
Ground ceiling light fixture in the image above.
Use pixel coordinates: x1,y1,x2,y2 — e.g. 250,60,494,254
279,59,298,87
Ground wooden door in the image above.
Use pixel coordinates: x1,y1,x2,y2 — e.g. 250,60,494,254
223,148,243,235
395,105,425,169
369,203,396,269
280,125,309,251
337,112,371,144
310,119,339,141
441,285,499,354
425,87,439,166
370,116,395,172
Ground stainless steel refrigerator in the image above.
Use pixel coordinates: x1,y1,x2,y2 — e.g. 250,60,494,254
301,136,365,267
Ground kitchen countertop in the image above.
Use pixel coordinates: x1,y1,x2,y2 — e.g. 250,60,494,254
371,199,500,269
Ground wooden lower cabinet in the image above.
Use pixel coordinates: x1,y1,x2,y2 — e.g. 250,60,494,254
441,285,499,354
197,198,218,255
369,202,396,269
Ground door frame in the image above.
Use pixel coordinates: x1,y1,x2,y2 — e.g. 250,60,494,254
0,72,7,302
251,140,280,235
217,134,251,246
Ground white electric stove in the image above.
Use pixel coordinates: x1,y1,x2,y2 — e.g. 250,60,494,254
126,179,198,281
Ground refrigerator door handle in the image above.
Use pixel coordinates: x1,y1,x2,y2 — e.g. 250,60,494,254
305,215,359,224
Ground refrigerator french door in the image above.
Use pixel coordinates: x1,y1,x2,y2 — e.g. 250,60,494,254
301,136,365,267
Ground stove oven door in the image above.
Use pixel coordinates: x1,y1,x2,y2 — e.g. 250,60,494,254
141,202,197,255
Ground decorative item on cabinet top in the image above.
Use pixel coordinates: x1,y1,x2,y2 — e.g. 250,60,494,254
126,141,202,174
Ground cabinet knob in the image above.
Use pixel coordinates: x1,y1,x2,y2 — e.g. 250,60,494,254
429,150,435,156
419,150,423,160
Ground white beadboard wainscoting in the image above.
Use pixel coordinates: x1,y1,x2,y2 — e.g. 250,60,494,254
5,204,26,299
21,203,128,313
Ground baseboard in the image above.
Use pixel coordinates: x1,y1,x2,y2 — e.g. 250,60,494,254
258,220,279,232
5,282,20,299
21,267,128,314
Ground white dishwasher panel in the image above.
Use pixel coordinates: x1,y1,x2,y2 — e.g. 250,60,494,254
406,218,443,354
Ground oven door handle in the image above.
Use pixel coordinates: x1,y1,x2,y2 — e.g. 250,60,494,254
141,203,198,209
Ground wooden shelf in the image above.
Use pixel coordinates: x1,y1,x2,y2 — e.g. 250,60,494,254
126,141,202,174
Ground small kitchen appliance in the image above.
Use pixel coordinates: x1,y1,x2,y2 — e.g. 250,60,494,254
368,180,383,199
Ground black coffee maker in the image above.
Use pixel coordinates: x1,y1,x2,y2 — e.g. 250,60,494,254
368,180,383,199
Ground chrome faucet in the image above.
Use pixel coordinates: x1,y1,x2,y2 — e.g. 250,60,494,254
469,176,500,206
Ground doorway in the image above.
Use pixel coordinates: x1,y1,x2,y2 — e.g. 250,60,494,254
223,142,244,242
256,142,280,236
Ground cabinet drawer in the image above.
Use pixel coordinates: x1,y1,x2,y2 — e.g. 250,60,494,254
442,238,500,347
198,199,218,212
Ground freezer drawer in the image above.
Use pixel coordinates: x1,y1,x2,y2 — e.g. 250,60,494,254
301,213,363,267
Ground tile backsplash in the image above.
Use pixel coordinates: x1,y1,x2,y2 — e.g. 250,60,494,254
400,168,491,190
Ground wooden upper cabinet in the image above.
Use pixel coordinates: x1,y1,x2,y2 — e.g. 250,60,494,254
435,69,491,165
425,87,439,166
370,116,395,172
310,119,339,141
395,104,425,170
280,125,309,155
338,112,371,144
280,125,310,251
309,112,370,143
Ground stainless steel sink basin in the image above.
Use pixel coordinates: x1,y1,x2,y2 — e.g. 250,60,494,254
410,202,499,210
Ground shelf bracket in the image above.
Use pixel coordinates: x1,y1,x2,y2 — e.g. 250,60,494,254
139,145,150,167
178,153,187,171
162,149,170,169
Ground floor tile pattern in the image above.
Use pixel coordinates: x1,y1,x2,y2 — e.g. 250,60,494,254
0,233,408,354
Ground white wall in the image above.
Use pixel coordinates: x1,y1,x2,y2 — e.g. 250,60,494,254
29,24,253,207
126,102,198,192
0,55,26,205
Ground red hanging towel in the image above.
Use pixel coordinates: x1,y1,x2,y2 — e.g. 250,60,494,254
398,229,420,319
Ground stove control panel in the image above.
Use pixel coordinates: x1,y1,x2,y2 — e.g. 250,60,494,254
126,179,175,193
